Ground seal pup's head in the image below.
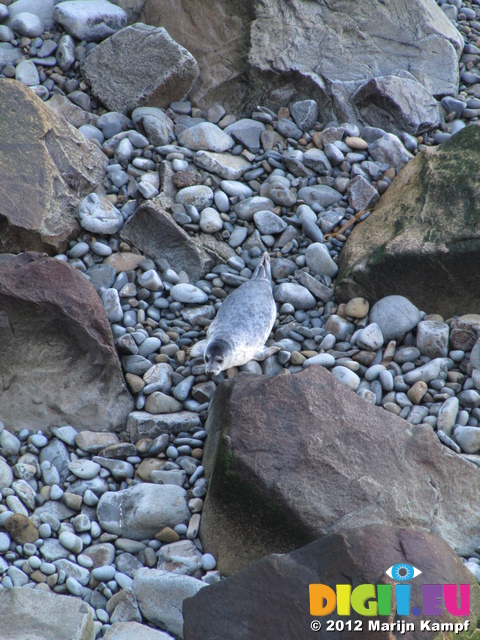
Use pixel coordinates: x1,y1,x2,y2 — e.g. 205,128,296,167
204,338,232,375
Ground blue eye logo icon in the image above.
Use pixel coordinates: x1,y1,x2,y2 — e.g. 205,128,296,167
385,563,422,582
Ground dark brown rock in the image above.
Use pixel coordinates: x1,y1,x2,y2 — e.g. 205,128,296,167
184,527,480,640
0,253,133,432
336,127,480,317
0,79,106,255
4,514,39,544
172,170,203,189
200,366,480,575
119,200,214,281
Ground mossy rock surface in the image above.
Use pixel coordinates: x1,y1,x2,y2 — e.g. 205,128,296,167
336,127,480,316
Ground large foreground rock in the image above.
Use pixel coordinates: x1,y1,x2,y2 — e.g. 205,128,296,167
142,0,462,117
82,23,199,113
0,79,106,254
201,366,480,575
184,527,480,640
119,200,214,281
336,127,480,317
0,254,133,432
0,587,95,639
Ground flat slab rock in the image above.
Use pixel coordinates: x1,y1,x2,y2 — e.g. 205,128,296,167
0,587,95,640
119,200,213,281
184,526,480,640
336,127,480,317
0,78,106,255
0,253,133,432
82,23,199,112
200,365,480,575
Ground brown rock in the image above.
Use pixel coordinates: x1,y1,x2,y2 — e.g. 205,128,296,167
0,254,133,432
407,381,428,404
155,527,180,543
173,169,203,189
184,526,480,640
4,514,39,544
120,200,214,281
450,315,480,351
104,252,146,272
345,297,370,318
336,127,480,316
100,443,138,459
62,493,83,511
75,432,120,454
0,79,106,254
201,366,480,575
136,458,167,482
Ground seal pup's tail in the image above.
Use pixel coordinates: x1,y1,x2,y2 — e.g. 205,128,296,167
252,252,271,284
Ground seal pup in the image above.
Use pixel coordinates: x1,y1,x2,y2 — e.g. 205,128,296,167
189,252,278,375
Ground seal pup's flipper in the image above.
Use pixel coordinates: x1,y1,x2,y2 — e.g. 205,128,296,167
252,252,271,284
188,339,207,358
252,345,281,361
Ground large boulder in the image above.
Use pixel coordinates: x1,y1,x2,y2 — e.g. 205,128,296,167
82,23,199,113
0,253,133,432
141,0,462,117
119,200,214,281
184,526,480,640
200,366,480,575
0,79,106,255
0,587,95,640
336,126,480,317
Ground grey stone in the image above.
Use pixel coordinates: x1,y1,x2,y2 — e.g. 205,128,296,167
253,210,287,235
403,358,451,385
416,320,450,359
437,397,459,438
82,23,199,112
274,283,316,310
132,107,174,146
179,122,234,152
119,200,213,281
455,427,480,454
223,119,265,152
53,0,127,42
289,99,318,131
103,621,174,640
347,175,379,211
133,568,205,639
259,182,296,207
233,196,274,222
356,323,384,351
297,185,342,208
0,588,94,639
194,150,250,180
368,133,413,173
97,484,190,540
79,193,123,235
157,539,202,575
369,295,421,341
126,411,202,440
176,185,214,211
302,148,332,175
10,12,44,37
6,0,54,27
354,74,443,136
305,242,338,278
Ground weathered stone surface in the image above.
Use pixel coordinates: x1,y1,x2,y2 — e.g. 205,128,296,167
0,254,133,432
46,94,99,128
97,484,190,540
200,366,480,575
354,74,443,136
0,587,95,640
109,0,146,23
336,127,480,316
184,527,480,640
0,79,106,255
142,0,461,117
104,622,173,640
54,0,127,42
82,23,199,113
119,200,214,281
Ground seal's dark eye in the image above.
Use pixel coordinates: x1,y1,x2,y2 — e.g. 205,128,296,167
386,563,422,581
205,355,210,362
